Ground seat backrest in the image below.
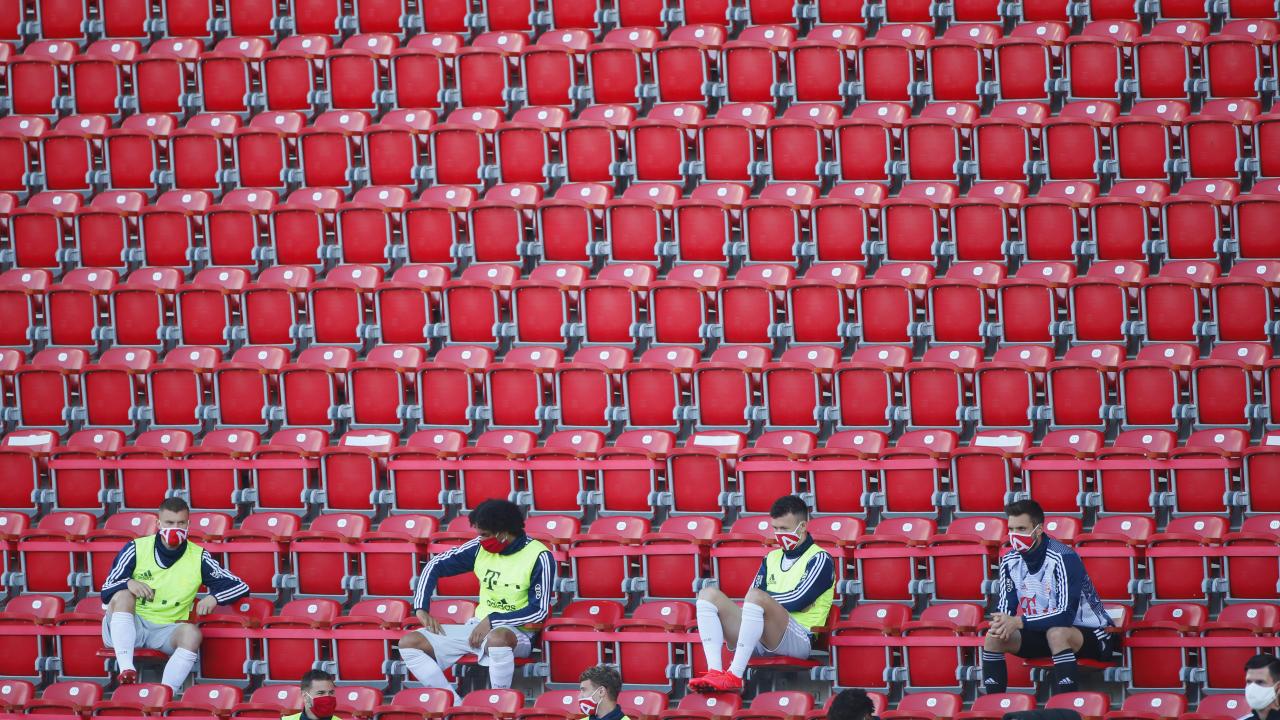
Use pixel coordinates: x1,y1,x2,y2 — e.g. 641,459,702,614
348,599,410,623
559,600,626,625
458,690,524,714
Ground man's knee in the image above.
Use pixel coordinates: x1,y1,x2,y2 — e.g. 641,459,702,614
984,632,1017,653
108,591,136,613
486,627,517,648
399,632,434,655
744,587,773,606
172,623,202,650
1046,626,1080,650
698,586,726,603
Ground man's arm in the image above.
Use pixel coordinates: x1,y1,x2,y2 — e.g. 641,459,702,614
769,552,835,613
996,553,1017,616
100,542,138,604
412,538,482,610
486,550,556,629
1020,549,1080,631
752,558,767,591
201,550,251,604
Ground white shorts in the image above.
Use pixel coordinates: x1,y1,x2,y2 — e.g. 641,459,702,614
755,616,813,659
415,617,533,668
101,613,180,654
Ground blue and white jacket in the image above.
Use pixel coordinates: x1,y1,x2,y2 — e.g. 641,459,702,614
996,536,1112,634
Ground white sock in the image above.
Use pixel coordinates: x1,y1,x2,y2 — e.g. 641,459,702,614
401,648,461,703
487,646,515,689
161,647,198,692
696,599,726,672
728,602,766,677
109,613,138,672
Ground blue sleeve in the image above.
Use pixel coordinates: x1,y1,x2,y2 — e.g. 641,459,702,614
996,554,1018,616
201,550,250,604
752,558,767,591
1022,551,1081,631
486,551,555,629
100,541,138,604
413,538,481,610
769,552,835,613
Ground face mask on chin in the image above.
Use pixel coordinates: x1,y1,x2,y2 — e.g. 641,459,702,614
1246,682,1278,711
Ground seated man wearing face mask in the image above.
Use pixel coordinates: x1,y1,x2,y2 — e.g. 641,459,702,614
578,665,628,720
100,496,250,690
285,669,340,720
982,500,1114,696
688,494,835,693
398,499,555,701
1243,654,1280,720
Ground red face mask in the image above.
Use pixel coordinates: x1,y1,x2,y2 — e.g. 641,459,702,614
159,527,188,547
774,524,803,551
309,696,338,718
1009,529,1038,552
579,688,603,716
480,535,510,554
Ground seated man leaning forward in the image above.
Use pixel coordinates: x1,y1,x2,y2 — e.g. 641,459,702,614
688,494,835,693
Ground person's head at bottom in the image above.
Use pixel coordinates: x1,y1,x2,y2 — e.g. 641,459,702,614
1246,653,1280,714
470,498,526,553
300,669,337,720
578,665,622,719
828,689,876,720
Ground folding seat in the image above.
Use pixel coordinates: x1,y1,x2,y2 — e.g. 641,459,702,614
465,184,543,263
974,341,1051,428
621,346,700,430
1234,180,1280,259
1019,181,1098,262
735,430,818,514
970,105,1045,186
1203,21,1278,102
1132,22,1207,101
1102,693,1185,720
880,182,958,262
1066,261,1147,343
343,346,423,430
111,429,192,511
564,513,649,600
305,264,381,346
922,515,1006,602
162,117,235,193
0,681,36,713
209,346,286,430
0,268,51,350
625,107,704,188
107,267,182,348
853,517,937,601
1093,428,1177,515
45,428,125,511
924,262,1005,344
0,116,49,192
947,183,1025,265
562,104,639,185
238,266,314,349
1087,181,1168,262
590,429,672,516
1062,21,1139,102
923,25,1001,104
1185,696,1251,720
16,347,89,430
1198,604,1280,692
1042,693,1111,720
551,346,631,431
855,263,934,344
15,510,93,595
416,345,493,430
956,694,1037,720
760,348,837,429
651,25,726,104
1191,341,1268,427
0,429,59,513
1115,343,1196,428
691,346,769,431
298,111,371,189
429,108,504,187
1161,180,1236,260
281,512,371,599
258,598,344,682
507,264,584,346
656,430,746,516
706,515,777,600
14,197,79,270
1139,261,1219,344
515,31,588,109
1074,515,1154,600
876,429,958,516
173,268,248,350
992,23,1067,102
1043,102,1119,182
336,186,411,266
27,682,105,715
231,113,305,191
145,345,221,429
715,265,795,345
784,263,863,346
0,593,61,680
583,27,658,106
698,105,774,183
103,113,174,191
807,182,885,263
1121,602,1206,690
858,24,933,103
196,38,268,115
537,184,613,263
68,191,142,271
790,25,864,104
763,105,840,184
451,31,528,110
79,347,154,430
373,689,455,720
173,427,259,512
1044,344,1123,430
40,115,109,192
454,429,539,511
829,603,913,691
1167,428,1248,516
1219,515,1280,601
740,183,818,262
1144,514,1228,603
807,431,887,516
68,40,139,117
260,188,336,270
325,34,398,112
879,692,964,719
43,269,114,347
576,263,654,345
130,39,200,115
1111,103,1188,185
492,107,567,186
390,190,471,267
480,346,561,429
347,113,429,190
9,41,75,117
672,181,750,262
720,25,797,105
435,263,519,346
230,685,304,718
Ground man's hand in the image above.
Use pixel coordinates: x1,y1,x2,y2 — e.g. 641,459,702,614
468,616,492,648
988,613,1021,640
196,595,218,616
416,610,442,634
126,579,155,601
